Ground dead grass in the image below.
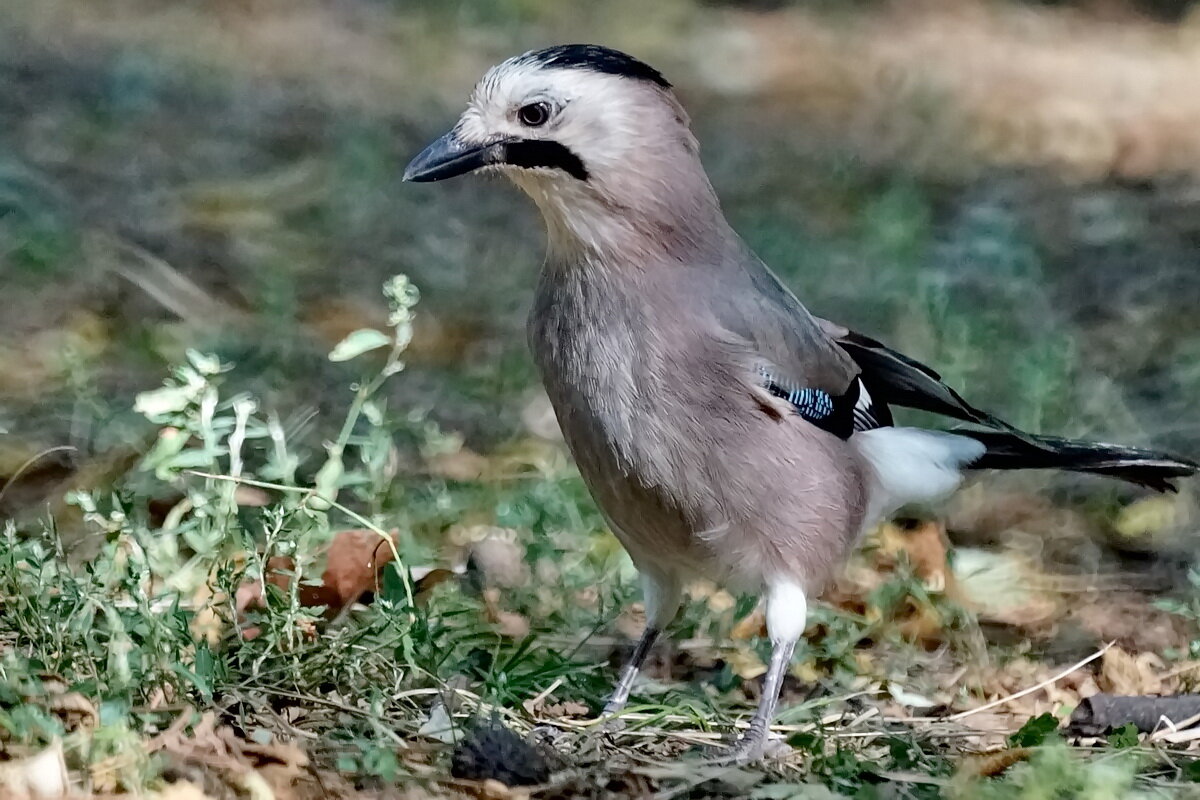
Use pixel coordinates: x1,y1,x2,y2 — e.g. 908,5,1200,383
4,0,477,111
695,0,1200,179
10,0,1200,183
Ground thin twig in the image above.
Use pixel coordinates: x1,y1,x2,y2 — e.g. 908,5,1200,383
0,445,76,506
947,641,1112,722
526,676,565,710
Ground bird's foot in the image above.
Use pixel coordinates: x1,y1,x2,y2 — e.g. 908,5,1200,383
704,742,764,766
596,708,629,736
703,728,788,765
564,709,628,762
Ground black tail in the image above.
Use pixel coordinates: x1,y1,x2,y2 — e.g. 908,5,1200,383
957,430,1198,493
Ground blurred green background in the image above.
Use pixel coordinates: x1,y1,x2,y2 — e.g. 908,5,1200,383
3,0,1199,551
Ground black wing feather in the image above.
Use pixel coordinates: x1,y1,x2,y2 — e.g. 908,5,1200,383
830,327,1197,491
834,330,1038,442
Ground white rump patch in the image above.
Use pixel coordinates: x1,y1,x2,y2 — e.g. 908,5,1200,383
852,428,986,526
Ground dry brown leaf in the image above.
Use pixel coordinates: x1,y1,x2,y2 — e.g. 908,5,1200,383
1112,495,1190,551
414,568,458,606
319,528,399,607
236,529,400,639
951,548,1061,629
706,590,736,614
44,690,97,731
20,675,99,733
466,535,530,590
237,738,308,800
237,528,398,614
830,523,955,646
894,599,949,648
728,647,768,681
958,747,1035,779
1068,592,1187,654
875,519,952,592
731,608,766,641
151,712,309,800
614,603,646,641
965,658,1088,721
1099,646,1168,696
482,588,531,638
946,486,1099,573
425,449,491,482
493,609,531,639
541,700,590,718
479,778,530,800
0,739,69,799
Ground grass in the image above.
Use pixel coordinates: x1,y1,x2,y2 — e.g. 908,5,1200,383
3,276,1199,797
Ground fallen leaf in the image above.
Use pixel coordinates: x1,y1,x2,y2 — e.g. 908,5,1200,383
706,590,737,614
418,701,458,745
425,448,490,481
236,529,400,636
0,739,69,799
888,684,937,709
731,608,766,640
540,700,589,718
483,588,531,638
1112,495,1189,551
1068,592,1188,655
728,646,767,681
1100,646,1167,696
481,778,530,800
951,548,1060,629
957,747,1035,779
414,567,459,605
466,534,530,590
233,486,271,507
875,519,952,592
614,603,646,641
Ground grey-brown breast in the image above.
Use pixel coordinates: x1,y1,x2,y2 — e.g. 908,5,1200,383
527,251,869,590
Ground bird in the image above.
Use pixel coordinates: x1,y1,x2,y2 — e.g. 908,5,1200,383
404,44,1198,762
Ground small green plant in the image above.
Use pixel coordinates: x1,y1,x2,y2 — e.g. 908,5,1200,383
1009,712,1061,748
0,276,433,787
961,742,1150,800
0,274,640,791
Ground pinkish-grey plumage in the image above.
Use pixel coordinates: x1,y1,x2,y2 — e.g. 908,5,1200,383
528,237,869,596
405,43,1198,762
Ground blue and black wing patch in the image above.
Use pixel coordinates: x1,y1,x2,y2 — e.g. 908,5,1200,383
758,366,892,439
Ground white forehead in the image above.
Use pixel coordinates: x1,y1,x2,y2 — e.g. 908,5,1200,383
469,59,628,118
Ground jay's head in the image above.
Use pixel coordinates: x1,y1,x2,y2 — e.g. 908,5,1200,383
405,45,721,253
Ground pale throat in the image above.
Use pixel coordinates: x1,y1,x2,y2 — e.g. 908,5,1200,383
512,172,726,263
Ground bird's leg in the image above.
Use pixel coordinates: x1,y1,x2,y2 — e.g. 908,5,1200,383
602,624,661,716
719,577,807,763
601,569,681,722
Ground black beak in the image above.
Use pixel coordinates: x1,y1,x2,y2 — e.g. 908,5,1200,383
403,130,504,183
405,130,590,183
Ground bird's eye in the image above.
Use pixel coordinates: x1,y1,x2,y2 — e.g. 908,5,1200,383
517,102,551,127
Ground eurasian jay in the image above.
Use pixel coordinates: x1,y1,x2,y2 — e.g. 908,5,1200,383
404,44,1197,761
